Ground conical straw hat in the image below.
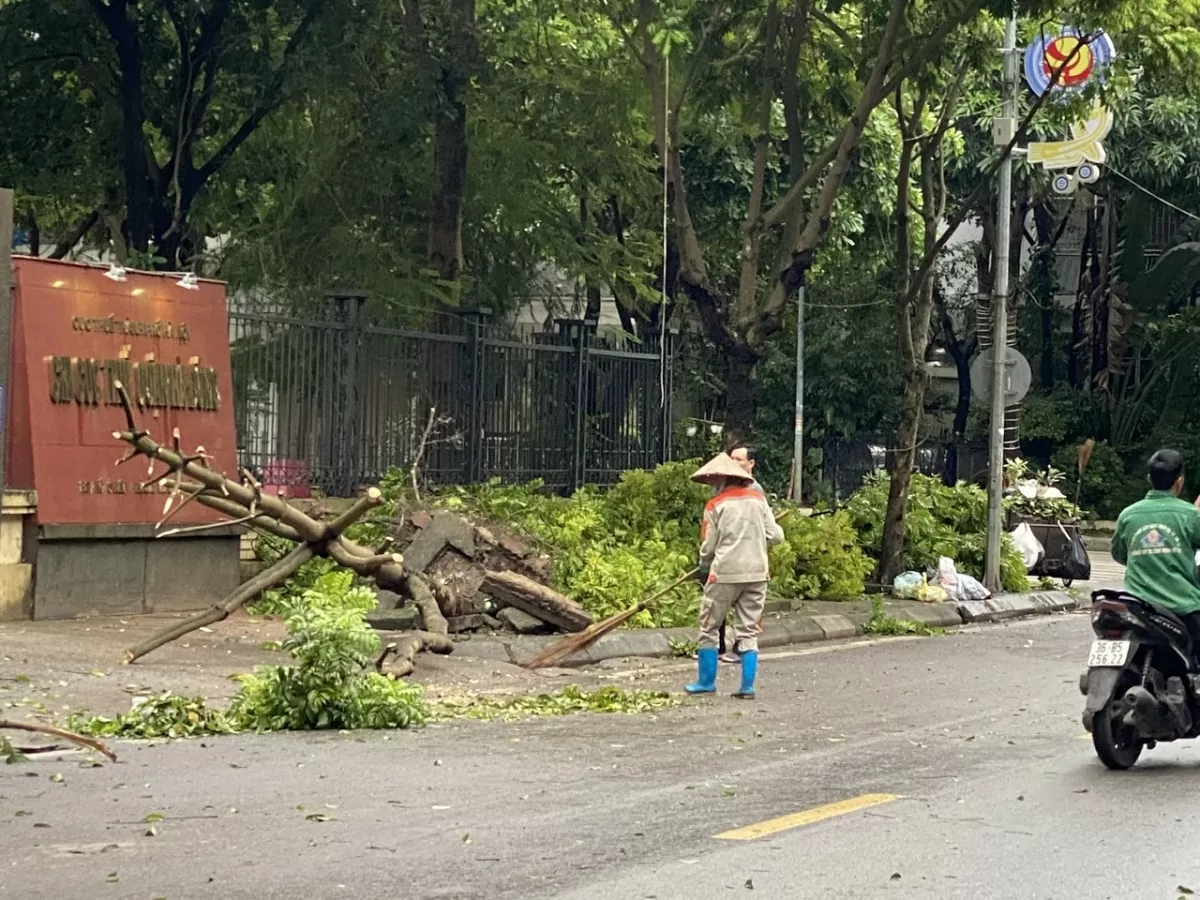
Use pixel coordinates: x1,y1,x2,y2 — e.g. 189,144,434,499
691,452,753,484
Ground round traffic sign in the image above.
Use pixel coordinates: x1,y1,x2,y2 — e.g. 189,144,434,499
970,346,1033,405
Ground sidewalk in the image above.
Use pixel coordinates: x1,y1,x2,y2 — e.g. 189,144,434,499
446,590,1081,668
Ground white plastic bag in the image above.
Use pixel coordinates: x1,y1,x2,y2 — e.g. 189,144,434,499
1010,523,1045,571
956,573,991,601
935,556,959,591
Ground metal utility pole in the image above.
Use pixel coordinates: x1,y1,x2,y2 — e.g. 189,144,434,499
791,283,805,504
984,13,1019,592
0,188,13,491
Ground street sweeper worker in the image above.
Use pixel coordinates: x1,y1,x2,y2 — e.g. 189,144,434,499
719,445,764,663
688,452,784,699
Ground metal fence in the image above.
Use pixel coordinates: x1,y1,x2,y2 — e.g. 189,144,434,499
820,436,990,500
228,292,674,496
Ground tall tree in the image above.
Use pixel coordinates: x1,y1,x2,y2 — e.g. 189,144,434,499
605,0,1012,441
0,0,335,268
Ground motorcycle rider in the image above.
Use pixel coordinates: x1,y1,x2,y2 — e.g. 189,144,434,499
1112,449,1200,643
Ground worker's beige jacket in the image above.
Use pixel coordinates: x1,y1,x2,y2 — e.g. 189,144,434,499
699,485,784,584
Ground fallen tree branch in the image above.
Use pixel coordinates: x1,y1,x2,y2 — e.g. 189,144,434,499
375,642,398,673
401,571,450,640
124,544,316,663
108,381,453,674
0,719,118,762
389,630,454,678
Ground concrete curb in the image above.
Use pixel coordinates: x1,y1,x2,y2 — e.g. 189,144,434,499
428,590,1082,668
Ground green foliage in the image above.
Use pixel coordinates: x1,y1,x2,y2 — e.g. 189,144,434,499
770,512,874,601
70,693,236,740
1003,458,1086,522
447,464,709,626
1,734,27,764
72,579,427,738
445,461,871,622
863,596,941,637
430,686,677,721
751,259,901,493
230,582,426,731
668,637,699,658
248,543,347,616
1009,391,1105,444
846,473,1029,592
672,420,726,472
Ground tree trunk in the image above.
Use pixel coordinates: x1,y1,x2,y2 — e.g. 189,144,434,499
111,19,155,255
951,349,972,439
1068,209,1096,388
427,0,474,294
724,355,758,446
879,368,925,584
1032,202,1056,390
429,90,468,290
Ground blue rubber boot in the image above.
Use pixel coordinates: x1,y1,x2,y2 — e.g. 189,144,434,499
685,648,718,694
732,650,758,699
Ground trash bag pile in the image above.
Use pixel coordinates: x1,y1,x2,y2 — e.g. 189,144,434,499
892,558,991,603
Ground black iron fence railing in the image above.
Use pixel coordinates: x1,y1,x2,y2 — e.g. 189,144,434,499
228,292,674,496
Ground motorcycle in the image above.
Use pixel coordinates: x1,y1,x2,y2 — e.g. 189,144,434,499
1080,589,1200,769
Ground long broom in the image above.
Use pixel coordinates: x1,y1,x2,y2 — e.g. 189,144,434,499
524,507,793,670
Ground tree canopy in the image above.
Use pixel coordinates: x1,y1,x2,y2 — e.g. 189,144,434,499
5,0,1200,528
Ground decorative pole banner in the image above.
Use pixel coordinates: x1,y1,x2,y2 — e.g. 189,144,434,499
1023,26,1117,194
1024,27,1115,97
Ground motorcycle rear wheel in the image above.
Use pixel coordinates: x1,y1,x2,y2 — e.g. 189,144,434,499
1092,700,1144,770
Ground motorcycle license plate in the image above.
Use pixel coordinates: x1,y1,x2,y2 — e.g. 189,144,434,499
1087,640,1131,667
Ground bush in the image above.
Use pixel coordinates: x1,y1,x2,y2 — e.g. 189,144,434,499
771,511,874,601
845,473,1029,592
444,461,871,623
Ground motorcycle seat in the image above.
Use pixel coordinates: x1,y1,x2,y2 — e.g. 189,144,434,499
1092,589,1195,661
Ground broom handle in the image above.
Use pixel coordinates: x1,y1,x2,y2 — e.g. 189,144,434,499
638,507,796,613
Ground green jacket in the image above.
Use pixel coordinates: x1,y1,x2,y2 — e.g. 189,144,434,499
1112,490,1200,615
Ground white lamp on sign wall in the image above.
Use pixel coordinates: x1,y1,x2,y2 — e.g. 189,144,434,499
104,264,128,282
176,272,200,290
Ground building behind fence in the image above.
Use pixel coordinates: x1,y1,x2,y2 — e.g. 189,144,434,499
228,291,675,496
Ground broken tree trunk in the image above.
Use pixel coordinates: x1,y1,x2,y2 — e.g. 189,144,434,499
480,570,592,633
109,382,451,671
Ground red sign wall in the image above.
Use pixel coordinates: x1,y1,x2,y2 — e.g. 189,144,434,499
6,258,238,526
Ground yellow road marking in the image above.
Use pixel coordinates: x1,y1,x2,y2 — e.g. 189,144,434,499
1076,733,1091,740
714,793,900,841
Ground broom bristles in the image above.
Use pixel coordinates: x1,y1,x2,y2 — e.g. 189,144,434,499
525,605,644,670
1078,438,1096,476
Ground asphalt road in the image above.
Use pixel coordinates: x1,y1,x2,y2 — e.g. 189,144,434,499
6,609,1200,900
